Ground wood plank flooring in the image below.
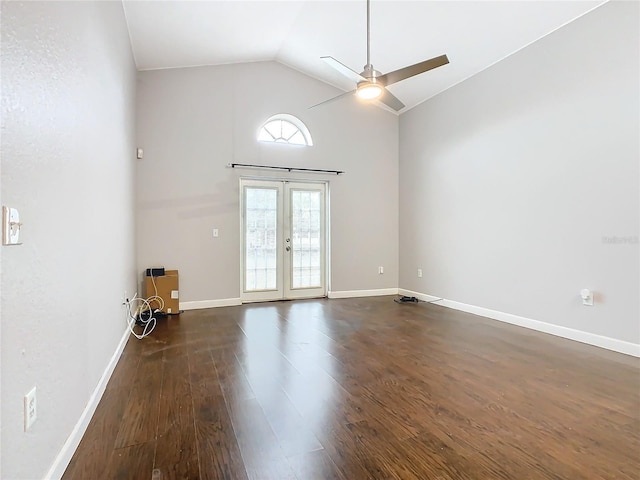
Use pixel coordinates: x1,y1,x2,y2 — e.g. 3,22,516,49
62,296,640,479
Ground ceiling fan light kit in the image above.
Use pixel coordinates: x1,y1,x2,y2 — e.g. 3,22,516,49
313,0,449,111
357,81,383,100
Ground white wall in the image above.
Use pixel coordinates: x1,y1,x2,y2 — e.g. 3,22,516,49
0,2,137,479
136,61,399,302
399,1,639,346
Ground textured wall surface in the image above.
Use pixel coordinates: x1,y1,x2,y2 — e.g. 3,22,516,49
399,1,639,344
2,1,636,477
136,61,399,301
0,2,137,478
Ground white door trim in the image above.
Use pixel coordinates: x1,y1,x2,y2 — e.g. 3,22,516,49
240,178,328,303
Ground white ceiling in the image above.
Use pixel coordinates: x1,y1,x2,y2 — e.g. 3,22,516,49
122,0,606,113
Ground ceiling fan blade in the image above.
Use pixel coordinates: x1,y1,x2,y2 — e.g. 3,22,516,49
309,89,356,109
378,88,405,111
377,54,449,87
321,56,367,84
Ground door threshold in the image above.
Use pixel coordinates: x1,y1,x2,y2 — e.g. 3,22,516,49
240,295,328,305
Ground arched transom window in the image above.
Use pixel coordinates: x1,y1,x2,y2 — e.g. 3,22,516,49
258,114,313,146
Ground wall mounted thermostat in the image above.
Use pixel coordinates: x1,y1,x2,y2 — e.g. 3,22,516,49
2,206,22,245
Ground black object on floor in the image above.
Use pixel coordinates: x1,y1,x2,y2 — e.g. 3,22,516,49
135,309,168,326
394,296,419,304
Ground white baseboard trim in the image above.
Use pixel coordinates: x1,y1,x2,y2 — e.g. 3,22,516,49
328,288,399,299
398,289,443,303
399,289,640,357
44,327,131,480
180,298,242,310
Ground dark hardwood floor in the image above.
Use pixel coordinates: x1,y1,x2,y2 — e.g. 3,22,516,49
62,296,640,480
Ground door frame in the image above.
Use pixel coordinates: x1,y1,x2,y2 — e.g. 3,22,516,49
239,177,330,303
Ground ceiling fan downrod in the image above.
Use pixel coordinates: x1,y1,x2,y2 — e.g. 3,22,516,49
366,0,371,69
361,0,381,87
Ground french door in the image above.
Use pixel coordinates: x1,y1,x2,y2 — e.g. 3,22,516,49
240,179,327,302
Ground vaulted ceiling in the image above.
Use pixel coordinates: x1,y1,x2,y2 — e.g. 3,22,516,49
122,0,606,112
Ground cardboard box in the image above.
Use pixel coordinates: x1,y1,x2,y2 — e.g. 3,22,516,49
145,269,179,314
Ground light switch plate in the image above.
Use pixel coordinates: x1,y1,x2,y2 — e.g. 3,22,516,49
2,206,22,245
24,386,37,431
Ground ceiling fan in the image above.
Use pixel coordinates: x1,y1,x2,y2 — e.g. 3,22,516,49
312,0,449,112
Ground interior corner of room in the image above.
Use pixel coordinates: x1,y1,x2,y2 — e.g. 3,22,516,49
0,0,638,479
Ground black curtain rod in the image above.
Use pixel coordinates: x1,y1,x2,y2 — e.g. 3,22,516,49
227,163,344,175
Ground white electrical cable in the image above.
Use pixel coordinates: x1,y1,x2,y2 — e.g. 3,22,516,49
123,272,175,339
124,293,157,339
122,272,169,339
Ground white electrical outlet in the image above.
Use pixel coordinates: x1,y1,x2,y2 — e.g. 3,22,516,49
24,386,37,431
213,228,219,238
378,266,384,274
417,268,423,278
580,289,594,306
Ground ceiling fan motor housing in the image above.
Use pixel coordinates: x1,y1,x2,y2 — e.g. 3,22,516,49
360,65,382,83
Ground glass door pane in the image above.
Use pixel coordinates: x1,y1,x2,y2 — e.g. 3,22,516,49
245,187,278,291
291,190,322,289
